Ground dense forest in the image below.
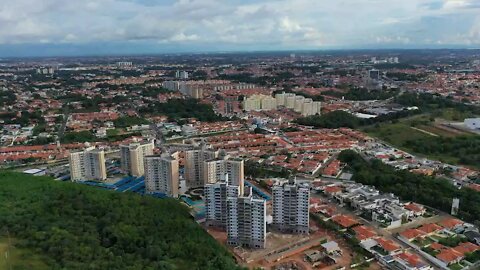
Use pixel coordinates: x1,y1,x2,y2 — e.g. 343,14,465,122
403,136,480,168
140,98,224,122
338,150,480,226
0,171,241,270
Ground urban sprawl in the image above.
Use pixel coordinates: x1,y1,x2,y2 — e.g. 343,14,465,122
1,50,480,270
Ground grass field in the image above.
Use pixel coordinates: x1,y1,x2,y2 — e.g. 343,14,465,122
363,114,435,146
438,108,477,122
363,113,472,165
0,238,49,270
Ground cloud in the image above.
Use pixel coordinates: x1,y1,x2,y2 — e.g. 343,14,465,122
0,0,478,55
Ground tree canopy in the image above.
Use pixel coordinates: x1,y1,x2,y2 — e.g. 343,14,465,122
140,98,224,122
0,171,241,270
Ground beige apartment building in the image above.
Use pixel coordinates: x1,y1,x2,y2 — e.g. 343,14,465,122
204,156,245,195
184,146,219,189
69,147,107,181
242,94,277,111
144,152,180,197
120,141,154,176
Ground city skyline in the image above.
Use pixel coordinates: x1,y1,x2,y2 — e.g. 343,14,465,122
1,0,480,57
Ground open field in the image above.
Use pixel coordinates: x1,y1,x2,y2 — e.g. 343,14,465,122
363,112,480,166
363,114,436,147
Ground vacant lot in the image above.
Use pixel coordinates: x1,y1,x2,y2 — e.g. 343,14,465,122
363,113,480,167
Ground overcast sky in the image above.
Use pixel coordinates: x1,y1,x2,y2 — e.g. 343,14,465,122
0,0,479,56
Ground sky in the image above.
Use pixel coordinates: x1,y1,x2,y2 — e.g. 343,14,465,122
0,0,479,57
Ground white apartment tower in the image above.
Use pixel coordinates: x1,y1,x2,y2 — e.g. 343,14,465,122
227,187,266,249
184,146,218,189
120,141,154,176
144,152,180,197
272,179,310,234
69,147,107,181
204,156,245,195
204,176,240,227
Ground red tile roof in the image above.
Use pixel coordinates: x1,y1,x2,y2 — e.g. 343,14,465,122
439,218,463,229
353,225,377,241
418,223,443,234
404,202,424,213
436,249,463,264
331,215,359,228
452,242,480,255
396,252,423,268
430,242,445,251
376,238,401,252
324,186,342,194
400,229,425,240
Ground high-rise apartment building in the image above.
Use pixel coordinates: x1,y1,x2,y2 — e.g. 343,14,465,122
175,70,189,80
205,177,240,227
184,146,218,189
272,179,310,234
204,156,245,195
275,92,286,106
285,93,296,109
144,152,180,197
120,141,154,176
294,95,305,113
274,92,321,116
227,187,266,249
69,147,107,181
242,94,277,111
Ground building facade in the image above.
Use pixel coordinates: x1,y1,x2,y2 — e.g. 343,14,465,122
144,152,180,197
272,180,310,234
184,146,218,189
242,94,277,111
120,141,154,176
203,156,245,195
205,179,240,227
227,187,266,249
69,147,107,181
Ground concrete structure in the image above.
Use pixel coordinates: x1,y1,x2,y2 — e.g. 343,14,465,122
274,92,321,116
285,93,296,109
162,80,183,91
204,154,245,195
369,69,380,80
184,145,218,189
242,94,277,111
294,95,305,113
227,187,266,249
464,118,480,130
451,198,460,216
175,70,189,79
275,92,286,106
272,179,310,234
69,146,107,181
144,152,180,197
120,141,154,176
205,177,240,227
